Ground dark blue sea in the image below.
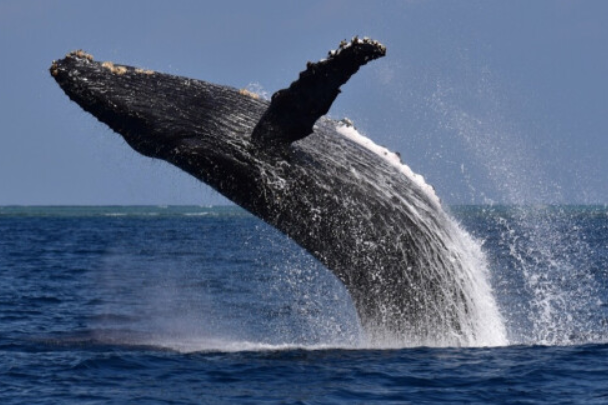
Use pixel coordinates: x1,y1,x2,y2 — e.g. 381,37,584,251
1,205,607,404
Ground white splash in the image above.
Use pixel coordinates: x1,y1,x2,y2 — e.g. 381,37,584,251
335,121,507,347
336,123,442,207
430,76,604,345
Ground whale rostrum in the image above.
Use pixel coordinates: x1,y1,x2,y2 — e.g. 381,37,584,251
51,39,498,345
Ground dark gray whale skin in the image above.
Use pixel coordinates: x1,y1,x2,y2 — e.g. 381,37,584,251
50,41,471,341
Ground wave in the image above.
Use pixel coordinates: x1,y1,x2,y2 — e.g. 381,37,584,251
0,205,247,218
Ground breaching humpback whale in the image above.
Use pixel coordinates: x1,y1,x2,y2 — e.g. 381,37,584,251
51,39,503,345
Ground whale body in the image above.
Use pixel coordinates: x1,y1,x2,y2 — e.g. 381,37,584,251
51,40,503,345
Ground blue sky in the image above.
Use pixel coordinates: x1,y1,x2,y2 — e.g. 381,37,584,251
1,0,607,205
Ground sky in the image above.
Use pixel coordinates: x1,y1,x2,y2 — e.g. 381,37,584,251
1,0,607,205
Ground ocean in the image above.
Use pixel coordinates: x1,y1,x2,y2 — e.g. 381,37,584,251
1,205,607,404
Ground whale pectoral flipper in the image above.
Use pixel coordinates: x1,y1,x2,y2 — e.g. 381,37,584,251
251,37,386,150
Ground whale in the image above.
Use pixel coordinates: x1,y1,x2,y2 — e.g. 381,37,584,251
50,39,501,345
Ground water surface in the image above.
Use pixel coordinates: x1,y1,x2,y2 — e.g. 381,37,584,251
1,205,607,403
